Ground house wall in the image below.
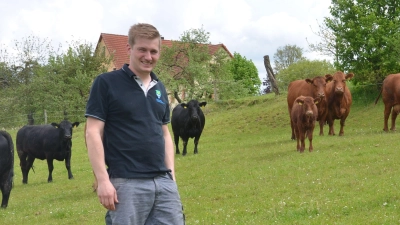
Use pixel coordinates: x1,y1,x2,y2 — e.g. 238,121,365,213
97,40,116,72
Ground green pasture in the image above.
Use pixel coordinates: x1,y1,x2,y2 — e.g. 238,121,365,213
1,89,400,225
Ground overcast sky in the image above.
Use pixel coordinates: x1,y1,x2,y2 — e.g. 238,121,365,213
0,0,333,81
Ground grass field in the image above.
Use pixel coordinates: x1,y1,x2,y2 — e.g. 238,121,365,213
1,90,399,225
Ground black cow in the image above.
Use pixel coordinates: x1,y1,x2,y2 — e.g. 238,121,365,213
171,100,206,156
16,120,79,184
0,130,14,208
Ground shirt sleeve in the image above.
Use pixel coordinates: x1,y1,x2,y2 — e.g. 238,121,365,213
85,75,108,122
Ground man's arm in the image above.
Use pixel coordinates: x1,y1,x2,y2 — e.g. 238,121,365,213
86,117,118,210
162,124,176,181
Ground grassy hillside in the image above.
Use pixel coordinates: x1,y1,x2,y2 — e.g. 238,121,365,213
1,91,399,225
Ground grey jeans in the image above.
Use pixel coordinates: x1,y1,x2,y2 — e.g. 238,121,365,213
105,173,185,225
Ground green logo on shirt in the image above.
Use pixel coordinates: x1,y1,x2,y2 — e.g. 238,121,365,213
156,90,161,98
155,90,165,104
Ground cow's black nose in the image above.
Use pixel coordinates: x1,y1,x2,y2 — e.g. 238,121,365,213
64,135,72,139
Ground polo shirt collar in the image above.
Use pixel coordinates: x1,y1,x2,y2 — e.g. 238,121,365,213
122,64,159,81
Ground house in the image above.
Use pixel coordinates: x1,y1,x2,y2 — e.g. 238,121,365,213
95,33,233,103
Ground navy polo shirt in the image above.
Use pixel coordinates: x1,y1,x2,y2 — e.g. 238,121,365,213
85,64,171,178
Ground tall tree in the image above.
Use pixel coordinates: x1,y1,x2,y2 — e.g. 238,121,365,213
321,0,400,84
308,21,339,65
273,44,305,73
229,52,261,95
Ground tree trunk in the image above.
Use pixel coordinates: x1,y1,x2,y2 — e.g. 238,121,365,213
263,55,280,95
174,91,182,103
27,112,34,125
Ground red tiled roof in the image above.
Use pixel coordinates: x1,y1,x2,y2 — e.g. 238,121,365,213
96,33,233,70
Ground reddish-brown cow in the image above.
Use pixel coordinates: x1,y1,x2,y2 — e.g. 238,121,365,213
323,71,354,136
290,96,320,153
287,75,333,139
374,73,400,131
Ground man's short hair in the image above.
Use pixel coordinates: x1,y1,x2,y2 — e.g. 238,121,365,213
128,23,161,48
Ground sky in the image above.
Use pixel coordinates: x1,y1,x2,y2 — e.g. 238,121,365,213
0,0,333,82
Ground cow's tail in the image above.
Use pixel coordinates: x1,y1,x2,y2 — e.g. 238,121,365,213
374,87,383,105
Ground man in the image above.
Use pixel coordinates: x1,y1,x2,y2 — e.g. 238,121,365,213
85,23,184,225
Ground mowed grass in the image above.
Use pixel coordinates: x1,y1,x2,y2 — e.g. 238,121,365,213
1,92,400,224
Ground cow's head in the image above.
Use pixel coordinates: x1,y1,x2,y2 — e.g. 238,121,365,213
305,74,333,99
295,96,319,117
181,100,207,123
331,71,354,94
51,120,80,139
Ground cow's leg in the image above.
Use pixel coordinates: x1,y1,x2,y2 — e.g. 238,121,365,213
47,158,54,183
328,119,335,135
319,120,324,136
339,117,346,136
65,151,74,180
173,133,180,154
182,138,189,156
21,154,35,184
193,136,201,154
294,126,300,151
308,130,314,152
18,152,28,184
390,107,398,131
383,105,391,132
299,132,305,153
290,119,295,140
0,169,13,208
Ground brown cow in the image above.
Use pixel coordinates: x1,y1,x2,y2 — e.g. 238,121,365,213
290,96,320,153
374,73,400,131
323,71,354,136
287,75,333,139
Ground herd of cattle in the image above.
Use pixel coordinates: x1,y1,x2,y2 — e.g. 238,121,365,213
1,72,400,208
287,71,400,153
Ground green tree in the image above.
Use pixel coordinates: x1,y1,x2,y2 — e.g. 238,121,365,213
228,52,261,95
156,26,212,102
29,40,111,122
273,44,305,73
207,49,248,100
322,0,400,84
0,37,112,126
277,59,336,91
0,36,55,118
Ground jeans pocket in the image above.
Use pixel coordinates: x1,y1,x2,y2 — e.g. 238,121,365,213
166,172,174,181
110,178,128,190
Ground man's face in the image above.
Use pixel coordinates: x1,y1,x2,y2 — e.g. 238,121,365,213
127,37,160,76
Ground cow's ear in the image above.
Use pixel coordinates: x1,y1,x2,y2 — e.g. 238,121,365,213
51,123,59,128
296,99,304,105
73,122,80,128
346,73,354,80
199,102,207,107
181,103,188,109
305,78,312,84
325,74,333,82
